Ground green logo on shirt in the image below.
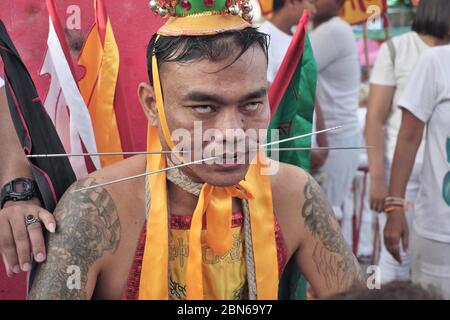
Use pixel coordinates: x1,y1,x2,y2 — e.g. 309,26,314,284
444,137,450,206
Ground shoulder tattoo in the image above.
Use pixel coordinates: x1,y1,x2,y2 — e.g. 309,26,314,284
28,178,121,300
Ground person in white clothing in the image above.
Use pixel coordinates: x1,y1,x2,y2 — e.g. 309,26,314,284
259,0,316,83
366,0,450,283
309,0,361,223
388,43,450,299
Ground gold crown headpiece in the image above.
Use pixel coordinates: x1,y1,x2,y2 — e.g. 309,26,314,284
149,0,254,36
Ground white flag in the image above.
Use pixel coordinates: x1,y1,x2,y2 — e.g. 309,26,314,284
40,13,101,178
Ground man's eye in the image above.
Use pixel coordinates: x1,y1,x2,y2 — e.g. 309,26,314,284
192,106,214,114
242,103,261,112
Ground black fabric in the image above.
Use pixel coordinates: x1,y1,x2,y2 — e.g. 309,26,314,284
0,20,77,291
0,20,76,212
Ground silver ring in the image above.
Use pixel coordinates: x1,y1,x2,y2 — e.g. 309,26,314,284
25,214,41,226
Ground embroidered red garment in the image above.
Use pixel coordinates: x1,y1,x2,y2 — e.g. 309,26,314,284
122,211,289,300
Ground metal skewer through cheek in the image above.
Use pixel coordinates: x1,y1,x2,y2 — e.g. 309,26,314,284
28,126,346,159
68,126,346,192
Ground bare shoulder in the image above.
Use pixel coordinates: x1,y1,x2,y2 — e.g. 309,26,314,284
88,155,147,188
48,154,147,236
268,160,338,233
269,160,309,220
268,160,337,245
268,161,310,254
270,161,309,201
77,155,147,224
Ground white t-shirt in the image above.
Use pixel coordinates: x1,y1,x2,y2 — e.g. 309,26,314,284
370,31,428,164
310,17,361,137
0,76,4,88
398,45,450,243
259,21,293,84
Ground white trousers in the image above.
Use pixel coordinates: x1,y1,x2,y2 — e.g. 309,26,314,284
320,133,362,222
341,169,376,257
412,232,450,299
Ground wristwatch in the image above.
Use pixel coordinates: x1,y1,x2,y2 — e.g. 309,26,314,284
0,178,40,209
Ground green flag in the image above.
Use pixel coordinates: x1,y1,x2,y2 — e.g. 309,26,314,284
266,12,317,300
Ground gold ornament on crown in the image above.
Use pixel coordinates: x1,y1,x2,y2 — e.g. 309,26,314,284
148,0,254,22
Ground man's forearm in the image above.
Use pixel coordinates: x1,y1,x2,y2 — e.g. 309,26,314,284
0,87,33,186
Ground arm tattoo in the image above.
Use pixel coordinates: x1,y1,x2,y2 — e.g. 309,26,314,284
28,178,121,300
302,175,364,291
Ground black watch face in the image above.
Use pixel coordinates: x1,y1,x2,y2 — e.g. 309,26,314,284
11,179,34,196
1,179,38,207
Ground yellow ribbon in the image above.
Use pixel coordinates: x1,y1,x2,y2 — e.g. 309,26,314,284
186,182,254,299
138,50,279,300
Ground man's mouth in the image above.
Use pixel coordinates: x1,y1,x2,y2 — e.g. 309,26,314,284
212,152,248,169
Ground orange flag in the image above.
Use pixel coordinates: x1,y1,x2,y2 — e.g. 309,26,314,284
78,0,123,167
258,0,274,16
339,0,387,25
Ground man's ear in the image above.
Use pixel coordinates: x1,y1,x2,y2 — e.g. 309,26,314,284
138,82,158,127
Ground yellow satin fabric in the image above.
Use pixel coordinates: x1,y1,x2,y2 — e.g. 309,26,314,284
77,7,123,167
138,52,279,300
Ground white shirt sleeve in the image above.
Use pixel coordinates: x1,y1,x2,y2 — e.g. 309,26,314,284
0,77,4,88
398,50,444,123
310,18,354,73
310,21,341,73
370,42,396,86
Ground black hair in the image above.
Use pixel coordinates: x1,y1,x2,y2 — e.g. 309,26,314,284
412,0,450,40
273,0,286,12
146,27,269,85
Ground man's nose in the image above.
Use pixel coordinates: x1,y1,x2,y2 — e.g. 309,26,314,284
217,107,244,131
216,108,246,143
